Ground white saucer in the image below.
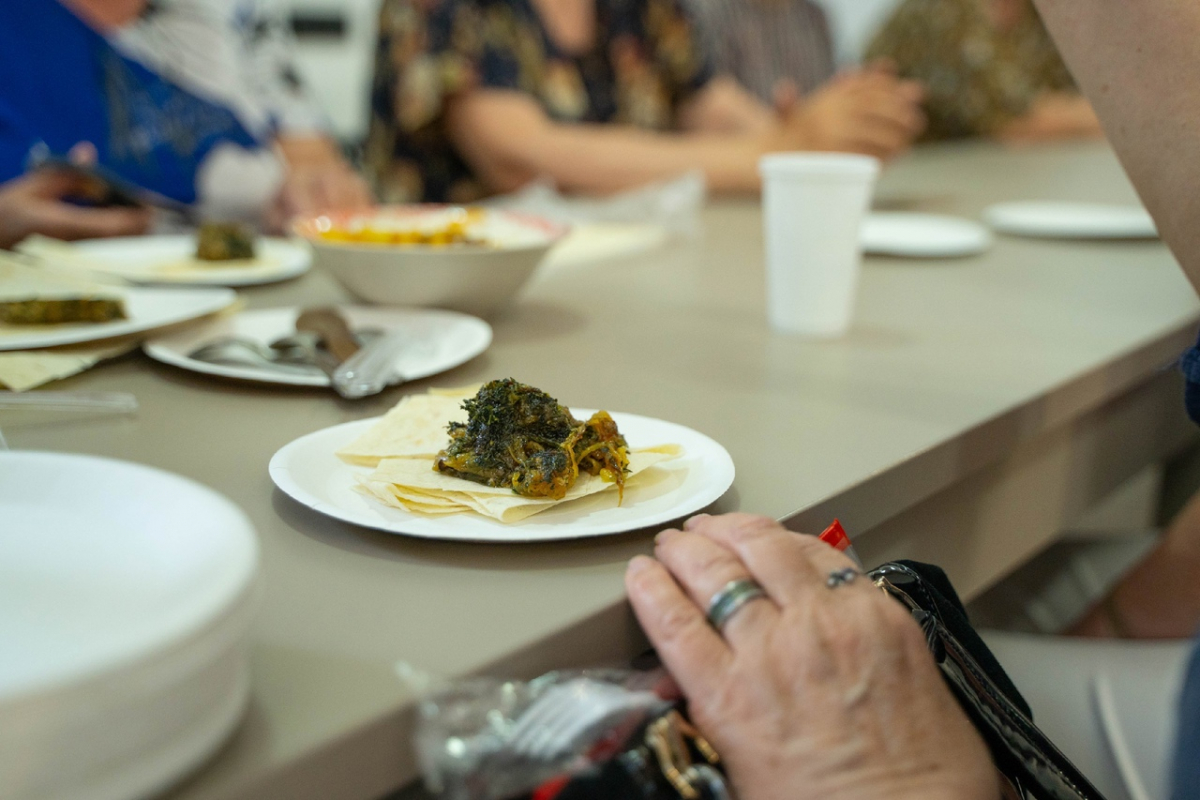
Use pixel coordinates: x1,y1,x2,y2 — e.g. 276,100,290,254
25,234,311,287
983,202,1158,239
144,305,492,388
861,212,992,258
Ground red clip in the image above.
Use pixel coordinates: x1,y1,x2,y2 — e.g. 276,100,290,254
818,518,863,568
819,519,851,551
531,775,571,800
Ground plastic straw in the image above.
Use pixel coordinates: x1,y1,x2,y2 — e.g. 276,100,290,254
0,391,138,414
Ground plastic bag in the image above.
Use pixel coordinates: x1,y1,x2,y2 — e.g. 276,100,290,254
412,668,670,800
485,172,707,240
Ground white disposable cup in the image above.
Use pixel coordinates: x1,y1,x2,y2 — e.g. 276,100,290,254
759,153,880,337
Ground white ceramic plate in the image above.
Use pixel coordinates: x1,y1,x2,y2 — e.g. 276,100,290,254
861,212,992,258
144,306,492,387
0,285,235,351
269,410,736,542
67,235,311,286
983,201,1158,239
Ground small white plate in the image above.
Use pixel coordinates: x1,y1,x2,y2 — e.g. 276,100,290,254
861,212,992,258
269,410,736,542
144,306,492,387
983,202,1158,239
66,234,311,286
0,285,235,351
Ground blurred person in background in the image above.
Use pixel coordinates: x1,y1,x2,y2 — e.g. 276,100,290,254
683,0,926,164
866,0,1102,142
683,0,836,107
0,0,369,243
1068,489,1200,640
364,0,925,203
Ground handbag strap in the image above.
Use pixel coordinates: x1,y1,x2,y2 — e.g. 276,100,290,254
870,563,1109,800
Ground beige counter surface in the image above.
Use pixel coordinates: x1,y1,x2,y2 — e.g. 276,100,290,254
7,141,1199,800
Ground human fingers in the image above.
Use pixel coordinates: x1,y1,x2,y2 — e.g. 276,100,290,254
26,200,151,241
342,172,374,209
863,56,899,76
854,87,926,136
654,526,779,646
67,141,99,166
844,104,924,157
625,555,732,701
685,513,861,603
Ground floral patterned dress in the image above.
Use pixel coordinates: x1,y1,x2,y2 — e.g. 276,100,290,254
365,0,713,202
866,0,1077,141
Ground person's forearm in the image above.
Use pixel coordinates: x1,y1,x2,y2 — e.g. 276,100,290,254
447,92,775,195
1031,0,1200,290
677,76,778,136
994,94,1102,143
275,134,345,167
519,124,764,194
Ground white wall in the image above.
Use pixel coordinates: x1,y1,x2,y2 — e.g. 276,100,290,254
813,0,903,65
287,0,382,144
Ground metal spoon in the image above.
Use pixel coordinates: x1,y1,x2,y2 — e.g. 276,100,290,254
188,337,322,375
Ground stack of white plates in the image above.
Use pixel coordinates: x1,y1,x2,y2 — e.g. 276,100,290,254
0,452,259,800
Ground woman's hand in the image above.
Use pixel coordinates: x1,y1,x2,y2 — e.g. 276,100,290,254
270,135,372,230
767,66,926,161
996,93,1103,143
625,513,999,800
0,169,151,249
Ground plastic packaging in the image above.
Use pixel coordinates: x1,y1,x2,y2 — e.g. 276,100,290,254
487,172,707,239
0,391,138,413
413,669,670,800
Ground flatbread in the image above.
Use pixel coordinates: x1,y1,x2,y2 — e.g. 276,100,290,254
336,394,466,466
359,445,682,523
336,385,482,466
0,253,126,302
341,386,683,523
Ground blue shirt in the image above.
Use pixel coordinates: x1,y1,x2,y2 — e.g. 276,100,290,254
1176,336,1200,798
0,0,266,204
1173,635,1200,799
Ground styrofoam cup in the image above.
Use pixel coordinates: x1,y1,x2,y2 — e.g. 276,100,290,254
759,153,880,337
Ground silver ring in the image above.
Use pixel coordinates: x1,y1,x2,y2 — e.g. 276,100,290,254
706,578,768,631
826,567,860,589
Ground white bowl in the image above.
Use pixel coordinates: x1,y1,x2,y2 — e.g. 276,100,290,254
295,206,568,317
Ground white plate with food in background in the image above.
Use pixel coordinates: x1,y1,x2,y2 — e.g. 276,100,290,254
983,202,1158,240
0,285,236,351
20,234,311,287
143,306,492,387
269,409,736,542
861,212,992,258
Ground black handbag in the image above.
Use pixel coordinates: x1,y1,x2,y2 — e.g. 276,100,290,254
872,561,1108,800
520,560,1108,800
